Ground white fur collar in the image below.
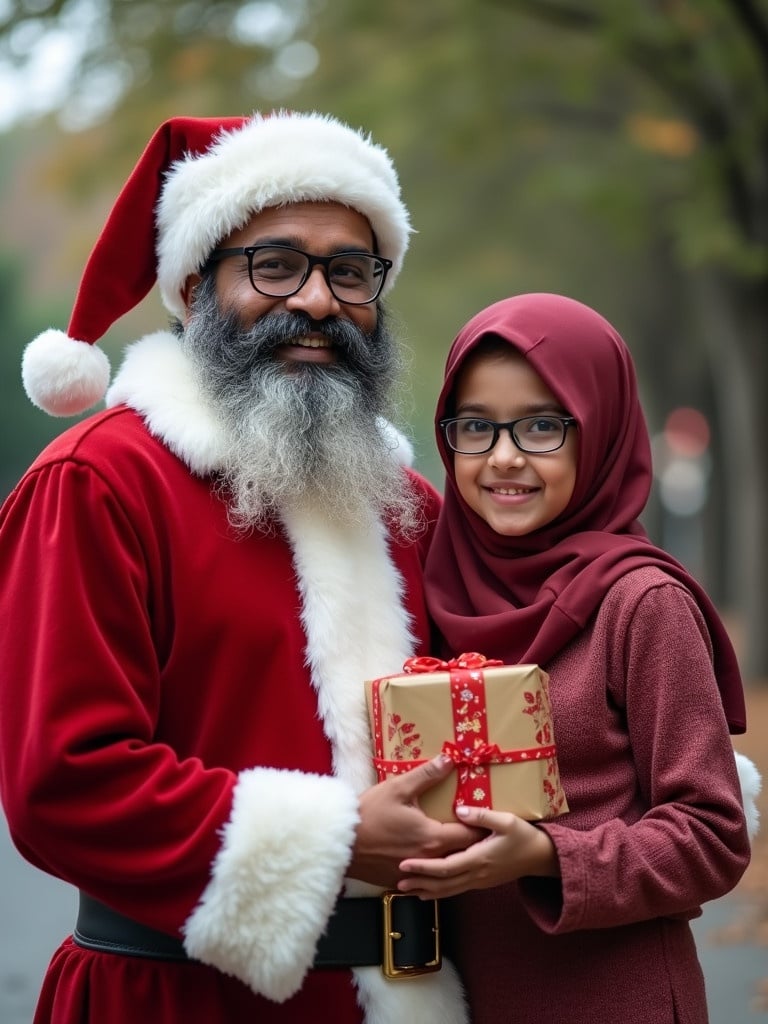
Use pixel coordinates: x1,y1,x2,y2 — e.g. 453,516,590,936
105,329,415,474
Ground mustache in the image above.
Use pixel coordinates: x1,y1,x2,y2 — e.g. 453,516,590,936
227,310,373,363
184,276,393,410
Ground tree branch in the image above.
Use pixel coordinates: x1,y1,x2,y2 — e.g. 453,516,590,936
725,0,768,83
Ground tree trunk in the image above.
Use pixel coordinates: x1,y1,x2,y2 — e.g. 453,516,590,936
691,271,768,682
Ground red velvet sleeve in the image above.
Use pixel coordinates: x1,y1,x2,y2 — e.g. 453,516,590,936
0,458,235,932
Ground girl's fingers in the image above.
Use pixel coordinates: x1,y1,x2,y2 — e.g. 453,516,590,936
456,804,516,831
397,872,474,898
399,846,477,876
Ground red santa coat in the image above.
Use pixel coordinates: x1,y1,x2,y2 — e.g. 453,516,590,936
0,331,468,1024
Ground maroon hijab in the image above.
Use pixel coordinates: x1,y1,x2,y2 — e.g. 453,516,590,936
425,293,745,733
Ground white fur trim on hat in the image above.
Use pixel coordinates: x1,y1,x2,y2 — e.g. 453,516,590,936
157,111,412,320
22,329,111,417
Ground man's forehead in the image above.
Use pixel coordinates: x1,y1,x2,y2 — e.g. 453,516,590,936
223,200,376,251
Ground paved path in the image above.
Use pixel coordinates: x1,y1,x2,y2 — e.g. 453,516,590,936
0,820,74,1024
1,816,765,1022
692,896,766,1022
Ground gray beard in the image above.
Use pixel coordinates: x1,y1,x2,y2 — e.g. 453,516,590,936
181,275,422,535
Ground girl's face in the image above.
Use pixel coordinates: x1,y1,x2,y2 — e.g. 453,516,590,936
451,347,579,537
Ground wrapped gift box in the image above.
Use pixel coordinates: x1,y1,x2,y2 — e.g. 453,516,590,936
366,654,568,823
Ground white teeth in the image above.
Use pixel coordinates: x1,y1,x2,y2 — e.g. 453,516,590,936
493,487,534,495
293,336,332,349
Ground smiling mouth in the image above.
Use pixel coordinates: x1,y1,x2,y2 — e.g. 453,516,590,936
287,336,333,349
491,486,537,495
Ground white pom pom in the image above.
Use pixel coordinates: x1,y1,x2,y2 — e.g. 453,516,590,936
734,751,761,840
22,329,111,417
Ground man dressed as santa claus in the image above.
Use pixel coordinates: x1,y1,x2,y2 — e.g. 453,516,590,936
0,112,480,1024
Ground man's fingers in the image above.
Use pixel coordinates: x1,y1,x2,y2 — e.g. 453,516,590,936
398,753,454,796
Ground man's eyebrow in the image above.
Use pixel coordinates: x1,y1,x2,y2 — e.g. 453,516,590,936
247,235,374,255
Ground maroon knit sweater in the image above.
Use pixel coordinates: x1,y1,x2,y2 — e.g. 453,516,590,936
445,567,750,1024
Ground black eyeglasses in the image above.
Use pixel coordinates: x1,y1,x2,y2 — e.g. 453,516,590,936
206,244,392,305
440,415,577,455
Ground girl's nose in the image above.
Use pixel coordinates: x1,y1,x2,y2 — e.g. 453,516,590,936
488,428,526,468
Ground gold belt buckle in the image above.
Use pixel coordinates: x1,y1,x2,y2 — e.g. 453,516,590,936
381,892,441,980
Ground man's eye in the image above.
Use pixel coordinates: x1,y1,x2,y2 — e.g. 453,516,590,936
330,260,368,283
252,257,294,276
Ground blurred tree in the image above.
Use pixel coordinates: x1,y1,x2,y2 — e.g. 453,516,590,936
1,0,766,676
0,0,322,179
0,254,65,494
492,0,768,680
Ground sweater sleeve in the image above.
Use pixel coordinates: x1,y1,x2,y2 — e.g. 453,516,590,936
519,578,750,933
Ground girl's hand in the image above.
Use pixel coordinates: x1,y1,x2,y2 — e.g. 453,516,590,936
397,804,560,899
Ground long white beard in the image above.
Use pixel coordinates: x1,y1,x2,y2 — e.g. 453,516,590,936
217,361,418,532
182,277,423,535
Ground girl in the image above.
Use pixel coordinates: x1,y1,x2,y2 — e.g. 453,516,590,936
400,293,757,1023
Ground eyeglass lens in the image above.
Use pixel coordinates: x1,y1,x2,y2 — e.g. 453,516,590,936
445,417,569,454
249,246,384,303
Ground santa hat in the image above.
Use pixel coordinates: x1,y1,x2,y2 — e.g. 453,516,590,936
22,111,413,417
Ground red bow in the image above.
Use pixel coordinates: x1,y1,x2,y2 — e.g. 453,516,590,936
441,740,503,768
403,653,503,674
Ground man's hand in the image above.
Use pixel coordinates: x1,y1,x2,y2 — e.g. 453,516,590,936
348,754,485,888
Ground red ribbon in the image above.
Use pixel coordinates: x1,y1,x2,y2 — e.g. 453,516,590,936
403,652,503,674
373,742,557,776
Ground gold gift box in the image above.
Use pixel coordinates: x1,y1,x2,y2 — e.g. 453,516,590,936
366,656,568,823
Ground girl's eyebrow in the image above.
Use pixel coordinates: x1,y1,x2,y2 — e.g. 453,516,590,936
455,400,569,416
454,402,493,415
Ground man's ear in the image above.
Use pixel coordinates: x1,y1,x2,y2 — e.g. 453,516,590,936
180,273,203,321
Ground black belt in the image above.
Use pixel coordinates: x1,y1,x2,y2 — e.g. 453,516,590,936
74,890,441,979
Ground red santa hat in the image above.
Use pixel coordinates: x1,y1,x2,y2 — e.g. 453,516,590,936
22,111,413,417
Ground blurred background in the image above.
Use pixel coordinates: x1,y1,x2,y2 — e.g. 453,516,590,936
0,0,766,1020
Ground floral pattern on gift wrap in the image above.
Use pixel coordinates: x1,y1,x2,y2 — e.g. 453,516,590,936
454,684,486,742
543,774,567,815
521,687,552,745
386,713,422,760
522,683,567,815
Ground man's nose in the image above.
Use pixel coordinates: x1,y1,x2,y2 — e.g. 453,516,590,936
284,266,341,319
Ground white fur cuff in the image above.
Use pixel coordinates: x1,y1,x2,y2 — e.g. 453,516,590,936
183,767,359,1001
